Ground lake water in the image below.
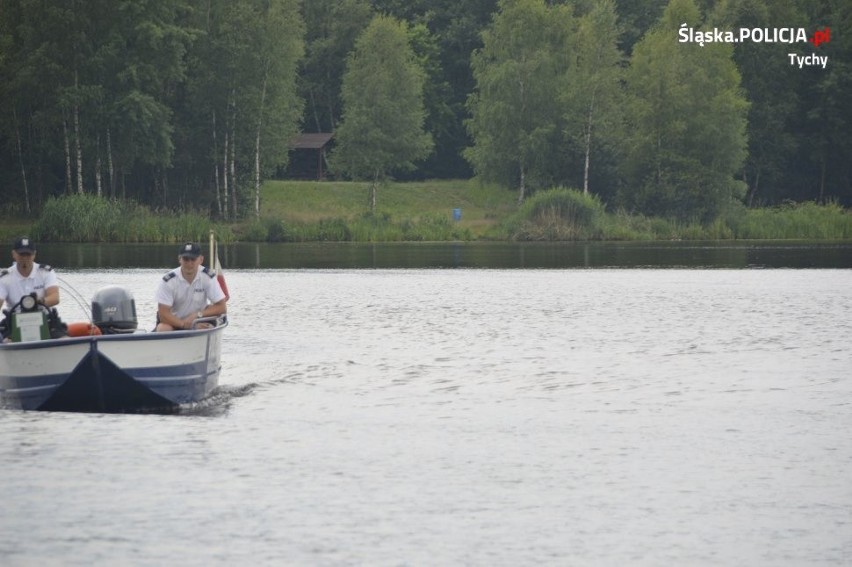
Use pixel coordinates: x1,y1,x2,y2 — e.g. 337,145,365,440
1,244,851,565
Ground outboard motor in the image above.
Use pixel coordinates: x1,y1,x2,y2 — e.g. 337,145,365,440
92,285,138,334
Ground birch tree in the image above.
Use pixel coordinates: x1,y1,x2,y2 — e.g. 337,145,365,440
249,0,304,219
187,0,302,219
562,0,623,196
332,15,433,211
464,0,573,204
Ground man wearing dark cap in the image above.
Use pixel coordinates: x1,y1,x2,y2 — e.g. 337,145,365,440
0,236,60,313
154,242,227,331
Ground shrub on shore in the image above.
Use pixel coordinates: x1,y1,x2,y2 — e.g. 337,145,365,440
501,189,607,240
32,194,233,243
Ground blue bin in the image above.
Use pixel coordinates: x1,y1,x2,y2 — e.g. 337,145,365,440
452,208,462,221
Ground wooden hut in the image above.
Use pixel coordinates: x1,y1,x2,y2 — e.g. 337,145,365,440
287,133,334,180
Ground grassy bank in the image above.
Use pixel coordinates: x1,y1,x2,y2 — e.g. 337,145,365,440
6,181,852,243
0,219,32,244
238,179,516,241
243,181,852,242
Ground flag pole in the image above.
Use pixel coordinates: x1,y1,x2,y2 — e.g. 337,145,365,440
209,229,216,268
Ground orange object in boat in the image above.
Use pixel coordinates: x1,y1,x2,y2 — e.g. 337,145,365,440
66,322,103,337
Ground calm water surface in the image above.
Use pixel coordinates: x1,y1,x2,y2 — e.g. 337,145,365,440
1,266,851,565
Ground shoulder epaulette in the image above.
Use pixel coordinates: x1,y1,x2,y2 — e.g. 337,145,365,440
39,264,54,272
0,269,8,278
202,266,217,278
162,272,177,282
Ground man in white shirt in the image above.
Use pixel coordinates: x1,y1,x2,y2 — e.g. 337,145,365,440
0,236,64,341
155,242,227,331
0,236,60,312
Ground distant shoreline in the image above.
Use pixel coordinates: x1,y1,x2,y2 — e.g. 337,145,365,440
4,180,852,243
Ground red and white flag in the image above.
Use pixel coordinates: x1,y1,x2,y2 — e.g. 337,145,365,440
210,231,230,301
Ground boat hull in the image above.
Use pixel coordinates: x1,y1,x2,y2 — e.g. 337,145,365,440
0,321,226,413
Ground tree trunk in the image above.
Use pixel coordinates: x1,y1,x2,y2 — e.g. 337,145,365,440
212,111,222,216
107,127,115,198
226,88,237,219
63,116,72,194
162,170,168,208
254,73,268,219
309,88,322,132
518,76,527,206
222,128,229,220
371,170,379,212
95,132,103,197
583,94,596,195
13,110,31,213
746,167,761,207
229,101,237,218
254,124,262,219
73,102,83,194
73,69,83,194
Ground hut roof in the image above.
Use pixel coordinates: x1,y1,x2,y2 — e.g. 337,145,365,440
289,133,334,150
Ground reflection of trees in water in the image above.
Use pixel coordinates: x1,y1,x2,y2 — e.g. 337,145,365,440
46,242,852,270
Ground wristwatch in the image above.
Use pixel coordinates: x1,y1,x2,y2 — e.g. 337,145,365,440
197,311,204,319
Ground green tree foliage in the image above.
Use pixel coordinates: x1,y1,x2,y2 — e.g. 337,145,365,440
2,0,852,222
562,0,624,197
299,0,373,133
711,0,805,206
465,0,573,204
244,0,305,219
0,0,191,207
371,0,498,179
620,0,749,221
107,0,191,195
0,0,303,219
331,15,433,211
178,0,304,219
1,0,90,207
613,0,668,54
403,21,459,181
798,0,852,205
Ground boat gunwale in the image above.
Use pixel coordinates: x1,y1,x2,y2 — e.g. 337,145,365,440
0,319,228,352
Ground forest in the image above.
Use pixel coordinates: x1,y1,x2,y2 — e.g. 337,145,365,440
0,0,849,225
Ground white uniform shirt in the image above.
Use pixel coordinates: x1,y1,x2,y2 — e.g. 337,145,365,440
155,266,226,319
0,262,58,309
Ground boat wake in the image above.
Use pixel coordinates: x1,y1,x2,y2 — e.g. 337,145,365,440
176,383,259,416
